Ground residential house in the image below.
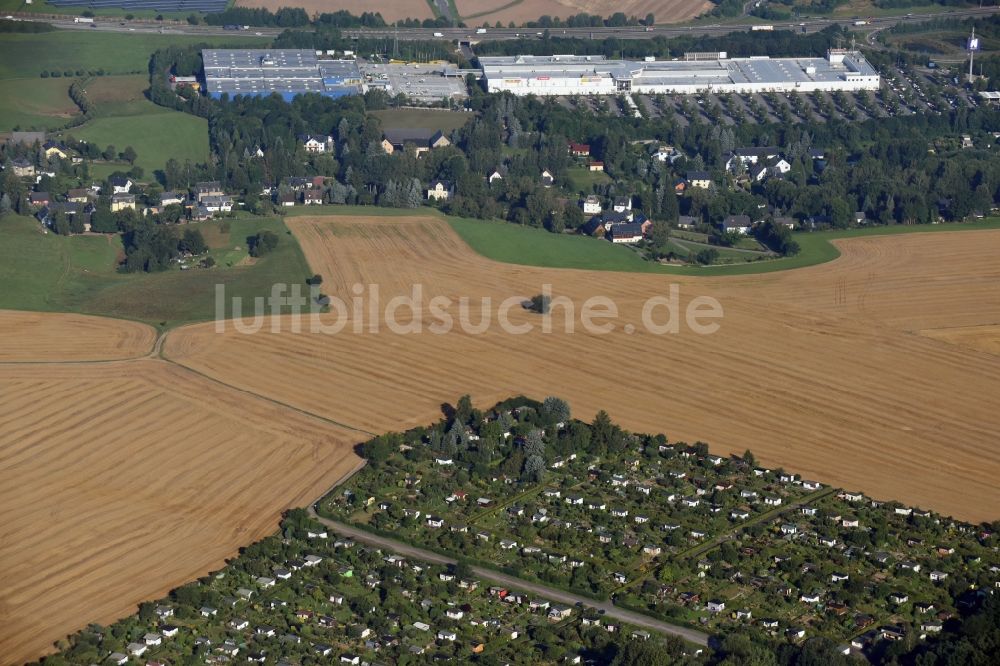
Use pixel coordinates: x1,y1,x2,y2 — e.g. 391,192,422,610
43,141,68,159
487,169,504,184
194,181,222,201
720,215,752,235
749,163,768,183
427,180,452,201
201,194,233,213
303,188,324,205
652,144,680,163
707,600,726,612
191,205,212,221
686,171,711,189
380,129,450,156
285,176,312,191
676,215,699,230
540,169,554,187
728,147,781,169
66,188,92,204
587,161,604,172
109,175,133,194
279,193,297,207
612,197,632,213
110,193,136,212
11,159,35,178
582,195,602,215
28,192,50,208
771,157,792,173
568,142,590,157
160,191,185,207
299,134,334,153
774,216,796,229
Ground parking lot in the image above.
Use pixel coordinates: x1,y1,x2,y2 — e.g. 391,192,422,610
359,62,468,103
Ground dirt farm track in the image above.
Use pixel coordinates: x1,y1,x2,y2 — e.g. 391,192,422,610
2,216,999,663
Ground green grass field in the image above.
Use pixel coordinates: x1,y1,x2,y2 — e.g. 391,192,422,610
0,77,76,131
0,0,191,19
0,214,313,329
565,166,611,193
0,31,263,80
0,31,263,166
370,108,474,133
72,100,210,174
447,216,1000,276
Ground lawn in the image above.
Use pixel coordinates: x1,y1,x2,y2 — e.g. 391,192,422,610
370,108,474,133
0,77,77,131
72,100,210,174
448,217,668,273
0,31,264,80
447,216,1000,276
565,166,611,193
0,214,313,329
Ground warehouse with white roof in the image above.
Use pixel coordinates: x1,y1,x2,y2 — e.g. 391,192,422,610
479,50,880,96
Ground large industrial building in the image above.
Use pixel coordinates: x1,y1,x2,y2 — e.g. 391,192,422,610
202,49,363,101
480,50,880,96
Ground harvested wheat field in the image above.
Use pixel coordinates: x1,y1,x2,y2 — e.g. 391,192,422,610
0,310,156,362
235,0,433,22
458,0,712,24
165,216,1000,523
0,358,362,664
920,324,1000,356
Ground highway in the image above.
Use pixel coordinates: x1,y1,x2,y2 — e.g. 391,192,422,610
341,7,1000,41
13,6,1000,43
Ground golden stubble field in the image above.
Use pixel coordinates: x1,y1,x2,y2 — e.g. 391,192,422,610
165,215,1000,523
0,310,156,362
234,0,709,24
235,0,434,22
0,318,362,665
458,0,712,24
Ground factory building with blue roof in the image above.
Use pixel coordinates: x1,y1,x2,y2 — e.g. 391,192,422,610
202,49,362,101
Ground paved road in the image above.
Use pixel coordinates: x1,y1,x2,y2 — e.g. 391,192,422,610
17,6,1000,43
307,507,712,646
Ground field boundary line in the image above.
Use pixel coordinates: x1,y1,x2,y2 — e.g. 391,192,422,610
157,337,377,437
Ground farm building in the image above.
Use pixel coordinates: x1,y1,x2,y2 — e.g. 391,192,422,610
480,50,879,96
202,50,362,101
